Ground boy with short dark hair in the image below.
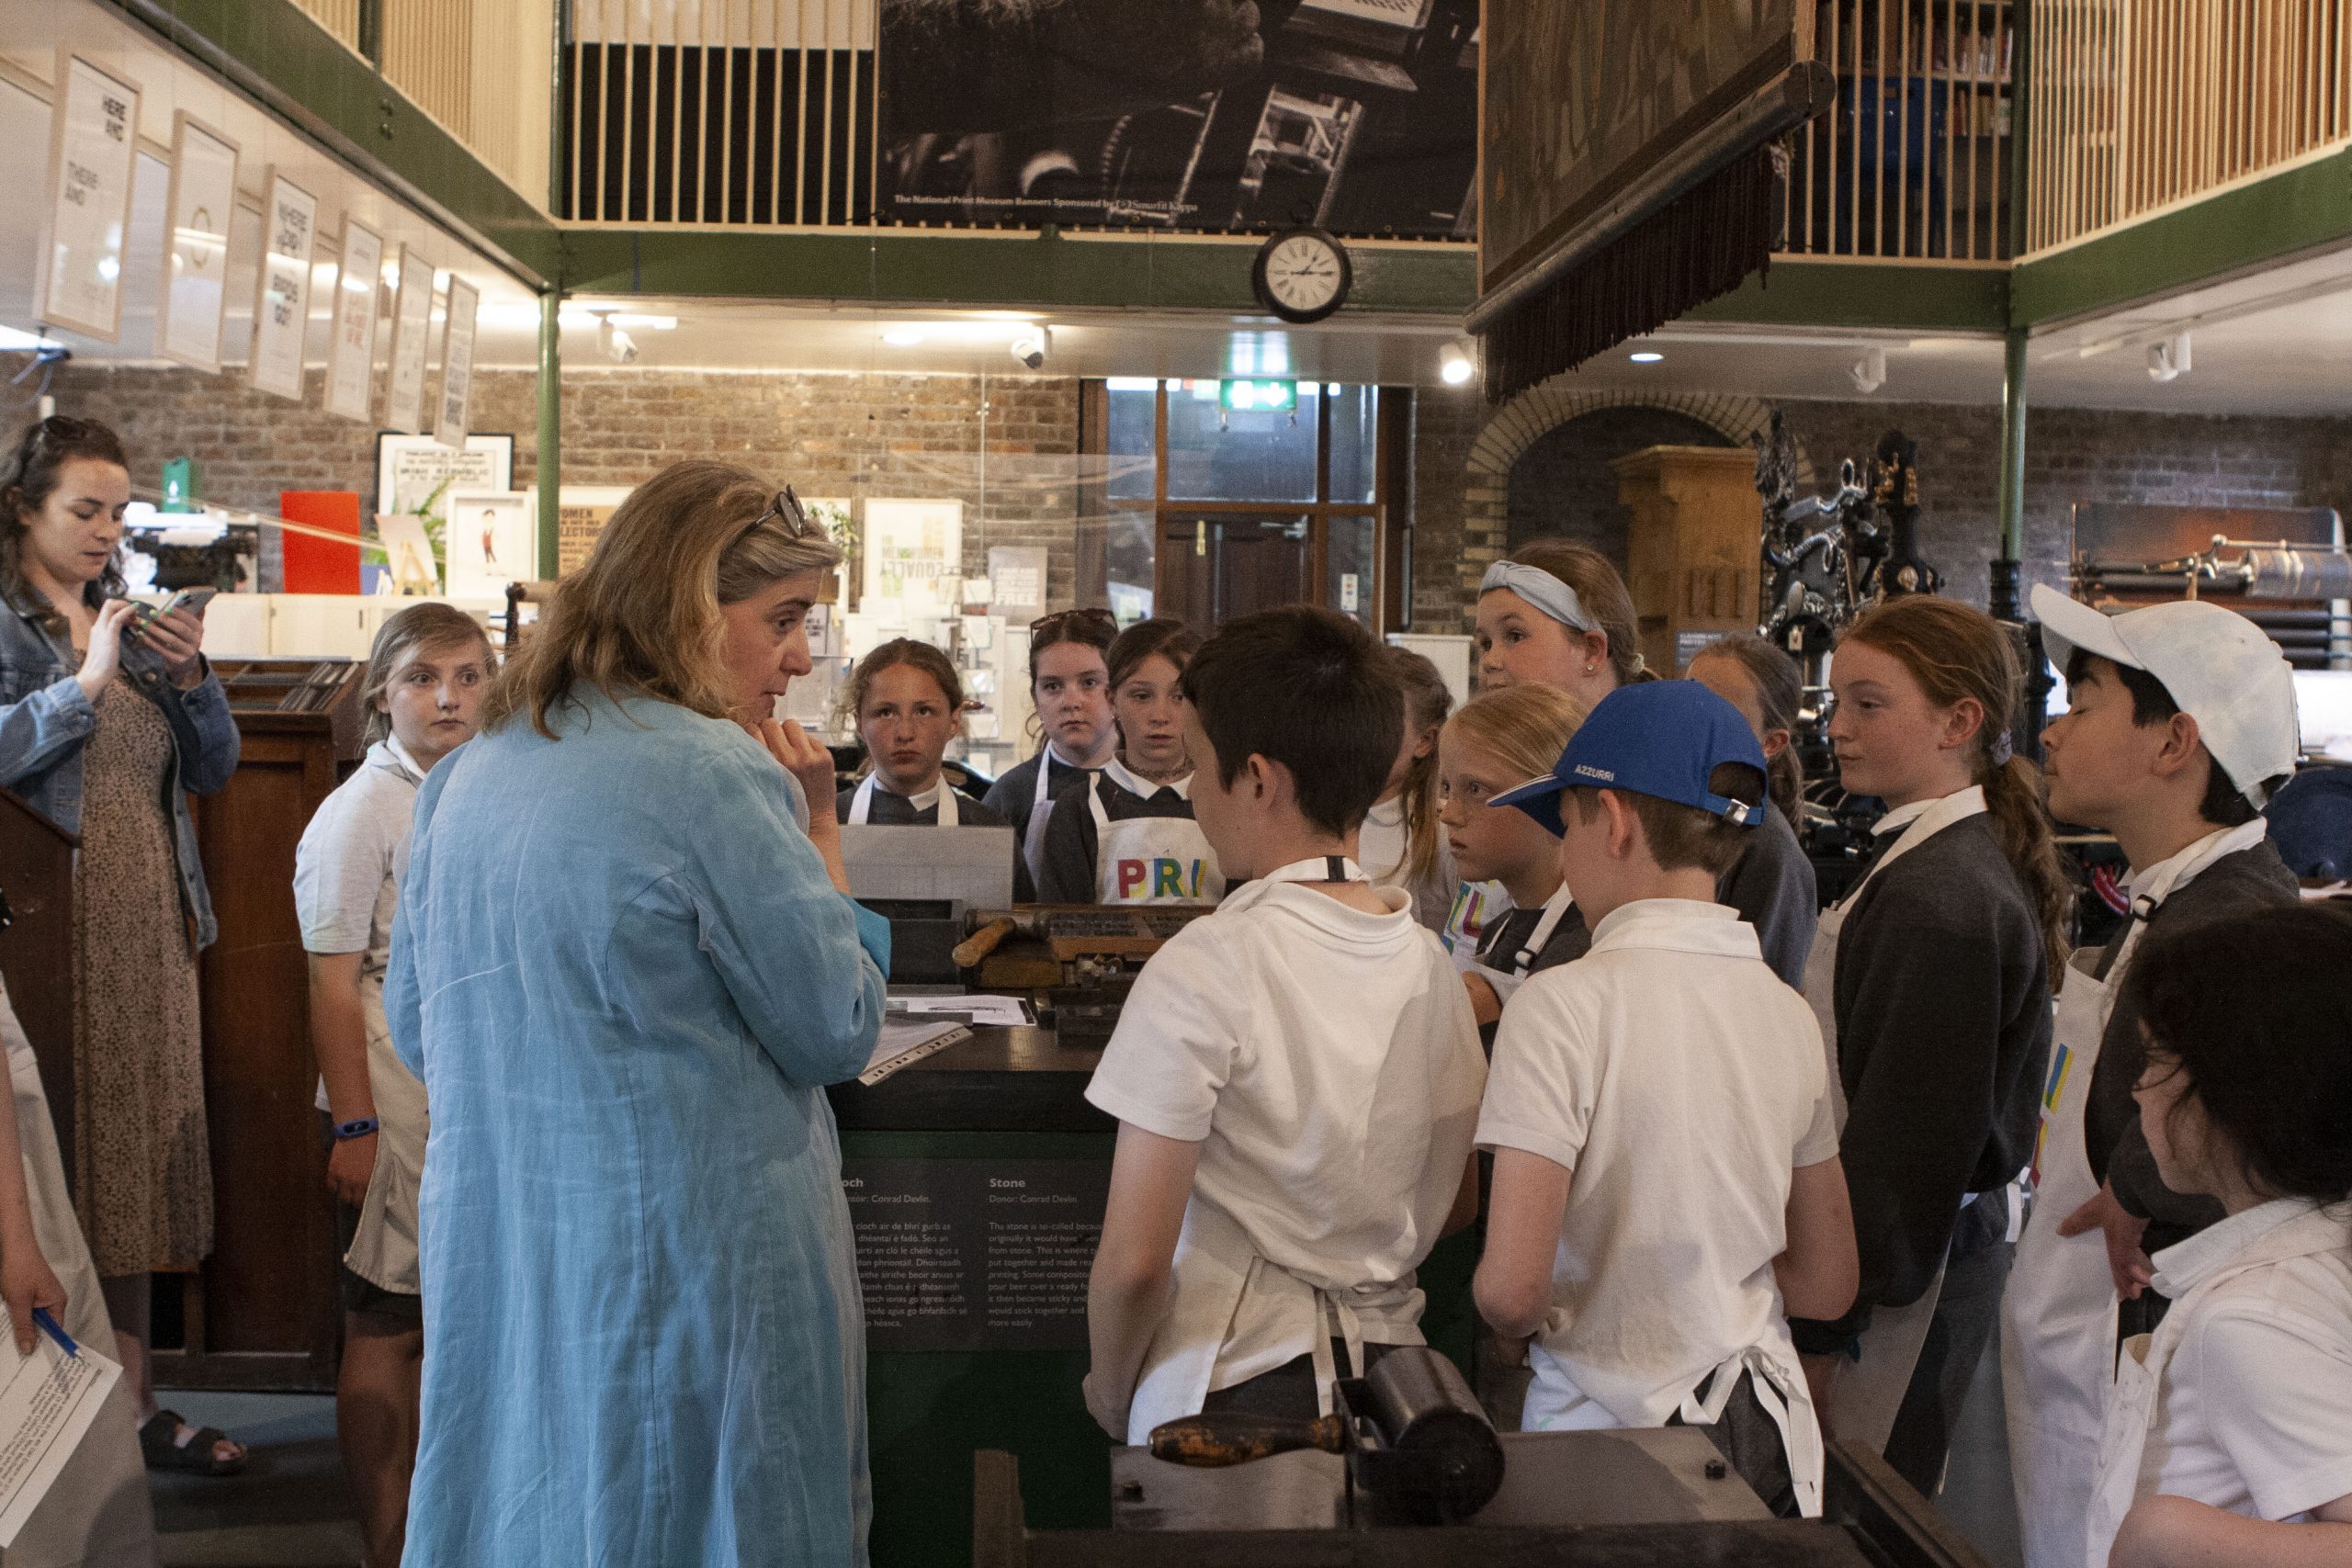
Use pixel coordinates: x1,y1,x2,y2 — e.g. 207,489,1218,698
2004,585,2301,1568
1473,680,1857,1517
1082,606,1486,1441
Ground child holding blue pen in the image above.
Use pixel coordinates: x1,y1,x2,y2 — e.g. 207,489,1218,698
0,975,157,1560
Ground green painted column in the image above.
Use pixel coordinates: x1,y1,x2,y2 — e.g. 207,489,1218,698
1997,325,2029,568
537,289,561,576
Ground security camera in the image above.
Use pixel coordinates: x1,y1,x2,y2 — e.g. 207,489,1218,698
2147,332,2191,383
597,317,639,366
1849,345,1887,395
1009,328,1051,370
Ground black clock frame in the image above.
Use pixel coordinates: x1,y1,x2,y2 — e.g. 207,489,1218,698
1250,227,1353,325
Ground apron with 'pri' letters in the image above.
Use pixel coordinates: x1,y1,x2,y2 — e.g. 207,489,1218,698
1087,766,1223,906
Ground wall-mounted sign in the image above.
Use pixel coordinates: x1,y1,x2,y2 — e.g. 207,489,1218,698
551,485,635,575
433,276,480,449
862,499,964,612
155,111,238,372
323,216,384,423
38,53,142,343
370,431,513,592
248,170,318,402
384,245,434,434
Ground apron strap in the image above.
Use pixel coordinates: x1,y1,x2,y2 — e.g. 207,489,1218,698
1307,1290,1368,1418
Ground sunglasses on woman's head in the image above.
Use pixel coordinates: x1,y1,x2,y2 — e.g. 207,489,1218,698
741,486,821,545
1029,607,1117,637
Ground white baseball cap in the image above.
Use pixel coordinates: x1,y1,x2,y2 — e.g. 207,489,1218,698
2032,581,2301,805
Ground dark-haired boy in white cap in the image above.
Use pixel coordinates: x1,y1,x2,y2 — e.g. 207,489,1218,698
2003,584,2302,1568
1472,680,1858,1518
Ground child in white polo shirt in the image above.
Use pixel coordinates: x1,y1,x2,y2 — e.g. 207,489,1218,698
1473,680,1858,1517
1081,606,1486,1442
2084,904,2352,1568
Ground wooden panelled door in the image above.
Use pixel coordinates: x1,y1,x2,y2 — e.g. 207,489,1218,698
1157,513,1314,626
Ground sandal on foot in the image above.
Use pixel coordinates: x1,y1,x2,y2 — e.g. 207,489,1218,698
139,1409,246,1476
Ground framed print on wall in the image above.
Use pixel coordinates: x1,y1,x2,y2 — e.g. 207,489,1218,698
384,245,435,435
323,215,385,423
248,169,319,402
155,111,239,372
38,52,142,343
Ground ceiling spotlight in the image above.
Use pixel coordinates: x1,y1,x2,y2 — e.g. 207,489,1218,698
1628,350,1664,364
2147,332,2192,382
1849,345,1888,395
1438,341,1476,386
882,327,924,347
597,316,639,366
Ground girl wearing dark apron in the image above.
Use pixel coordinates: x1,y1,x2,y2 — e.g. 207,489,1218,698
1792,597,2065,1495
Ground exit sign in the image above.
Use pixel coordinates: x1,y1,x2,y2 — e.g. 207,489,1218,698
1219,378,1297,412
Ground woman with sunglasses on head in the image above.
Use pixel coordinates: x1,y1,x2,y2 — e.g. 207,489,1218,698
1035,618,1223,907
0,415,245,1484
387,466,888,1567
983,607,1120,897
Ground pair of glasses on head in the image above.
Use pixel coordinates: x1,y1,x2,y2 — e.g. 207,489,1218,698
1030,607,1117,637
738,486,821,546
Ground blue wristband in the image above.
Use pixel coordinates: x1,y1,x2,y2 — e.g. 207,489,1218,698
332,1117,380,1141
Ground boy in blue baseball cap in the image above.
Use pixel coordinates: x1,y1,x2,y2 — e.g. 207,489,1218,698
1471,681,1860,1517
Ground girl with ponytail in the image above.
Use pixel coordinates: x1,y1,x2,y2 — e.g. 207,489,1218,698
1789,595,2064,1496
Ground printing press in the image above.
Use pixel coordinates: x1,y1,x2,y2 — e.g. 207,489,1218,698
971,1346,1992,1567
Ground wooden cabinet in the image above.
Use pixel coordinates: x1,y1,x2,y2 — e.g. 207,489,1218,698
164,661,363,1390
1611,446,1763,677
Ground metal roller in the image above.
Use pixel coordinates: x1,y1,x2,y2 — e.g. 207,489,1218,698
2240,547,2352,600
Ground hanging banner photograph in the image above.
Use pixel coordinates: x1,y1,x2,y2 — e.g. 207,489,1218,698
877,0,1477,237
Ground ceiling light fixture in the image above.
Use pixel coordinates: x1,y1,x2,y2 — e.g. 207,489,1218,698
1628,350,1663,363
2147,332,2193,383
1438,341,1476,385
882,328,924,347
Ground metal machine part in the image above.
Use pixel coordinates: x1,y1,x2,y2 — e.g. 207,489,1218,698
974,1436,1989,1567
2079,534,2352,603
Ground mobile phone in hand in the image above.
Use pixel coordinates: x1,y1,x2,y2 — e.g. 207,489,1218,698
160,587,217,617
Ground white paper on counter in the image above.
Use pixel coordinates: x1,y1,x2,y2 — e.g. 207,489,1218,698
0,1334,123,1546
888,994,1034,1029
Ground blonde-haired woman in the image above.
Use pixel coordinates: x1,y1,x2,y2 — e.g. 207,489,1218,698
386,461,889,1567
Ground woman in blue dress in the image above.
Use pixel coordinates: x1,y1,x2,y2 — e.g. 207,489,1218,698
387,461,889,1567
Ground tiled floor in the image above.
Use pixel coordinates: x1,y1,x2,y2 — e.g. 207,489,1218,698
149,1393,362,1567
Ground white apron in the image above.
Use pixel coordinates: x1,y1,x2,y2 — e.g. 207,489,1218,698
2083,1204,2347,1567
1467,885,1577,1010
1526,1327,1827,1517
1121,857,1411,1442
345,966,430,1296
847,773,960,827
0,977,158,1568
1798,784,1985,1453
2001,819,2268,1568
1088,774,1223,906
1018,749,1090,891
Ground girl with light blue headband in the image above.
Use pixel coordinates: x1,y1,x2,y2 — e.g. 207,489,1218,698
1474,541,1648,716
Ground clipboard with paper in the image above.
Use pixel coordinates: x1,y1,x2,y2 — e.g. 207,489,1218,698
0,1313,123,1547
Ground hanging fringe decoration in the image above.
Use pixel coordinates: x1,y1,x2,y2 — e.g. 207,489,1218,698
1481,142,1781,404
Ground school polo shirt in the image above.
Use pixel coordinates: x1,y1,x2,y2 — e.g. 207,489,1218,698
1478,898,1840,1429
1085,880,1487,1389
2135,1200,2352,1523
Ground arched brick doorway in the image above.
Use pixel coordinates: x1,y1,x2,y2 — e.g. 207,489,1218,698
1453,383,1811,624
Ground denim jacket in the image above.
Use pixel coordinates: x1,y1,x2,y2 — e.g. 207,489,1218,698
0,588,241,948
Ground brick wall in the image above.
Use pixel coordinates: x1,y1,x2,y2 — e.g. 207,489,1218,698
1409,391,2352,626
4,358,1087,604
15,354,2352,631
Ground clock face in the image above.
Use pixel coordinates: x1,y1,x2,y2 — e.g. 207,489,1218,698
1256,231,1350,322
